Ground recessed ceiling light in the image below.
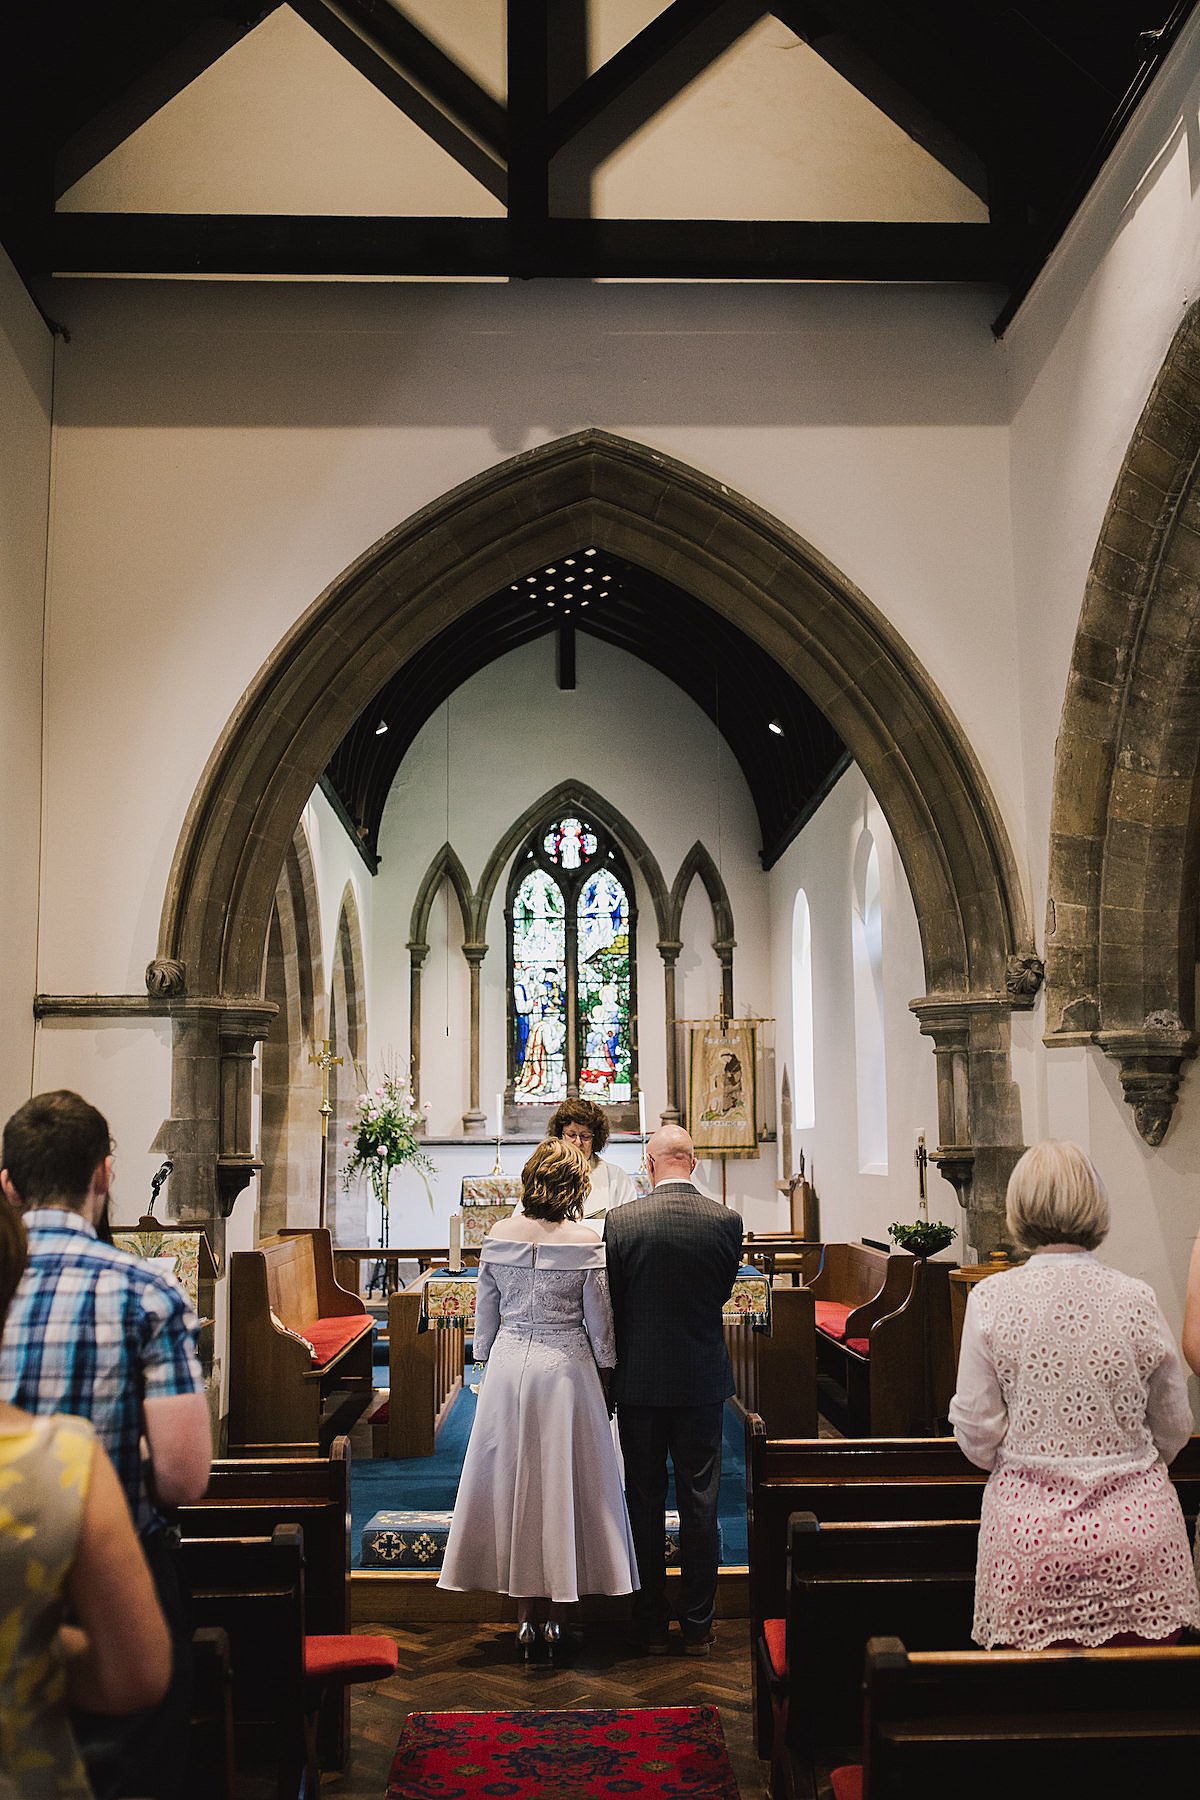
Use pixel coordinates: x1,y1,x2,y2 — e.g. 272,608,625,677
768,719,784,737
374,719,389,736
584,547,596,556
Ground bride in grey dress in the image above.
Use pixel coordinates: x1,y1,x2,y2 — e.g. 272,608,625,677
438,1138,638,1653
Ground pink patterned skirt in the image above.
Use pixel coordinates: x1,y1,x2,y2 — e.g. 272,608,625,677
973,1451,1200,1649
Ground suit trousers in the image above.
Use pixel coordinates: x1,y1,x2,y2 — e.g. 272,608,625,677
618,1401,724,1642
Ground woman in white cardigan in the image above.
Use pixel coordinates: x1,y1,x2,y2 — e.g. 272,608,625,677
949,1140,1198,1649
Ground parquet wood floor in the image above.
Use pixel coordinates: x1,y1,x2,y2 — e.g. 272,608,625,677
313,1621,767,1799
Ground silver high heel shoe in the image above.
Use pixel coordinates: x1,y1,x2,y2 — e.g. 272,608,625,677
516,1621,537,1663
541,1621,562,1663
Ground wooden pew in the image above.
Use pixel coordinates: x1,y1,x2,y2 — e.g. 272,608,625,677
809,1246,954,1436
837,1636,1200,1799
181,1525,307,1800
747,1422,1200,1772
227,1228,374,1456
742,1235,824,1287
770,1513,980,1799
177,1438,351,1768
726,1284,818,1438
385,1275,467,1458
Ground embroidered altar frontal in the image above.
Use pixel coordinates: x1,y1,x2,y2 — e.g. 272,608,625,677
361,1507,722,1570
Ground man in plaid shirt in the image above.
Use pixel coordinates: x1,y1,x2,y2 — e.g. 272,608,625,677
0,1090,211,1800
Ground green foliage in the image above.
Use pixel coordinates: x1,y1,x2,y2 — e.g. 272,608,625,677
342,1070,435,1208
888,1218,955,1259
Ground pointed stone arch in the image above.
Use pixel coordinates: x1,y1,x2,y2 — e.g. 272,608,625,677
259,821,325,1236
407,843,474,1129
155,429,1034,1243
326,882,367,1235
663,842,738,1121
1045,300,1200,1144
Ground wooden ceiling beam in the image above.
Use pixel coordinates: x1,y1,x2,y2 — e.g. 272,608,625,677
546,0,760,155
507,0,551,274
45,211,1018,280
289,0,507,201
299,0,507,159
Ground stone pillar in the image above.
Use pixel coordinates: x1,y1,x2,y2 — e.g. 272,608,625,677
714,936,735,1024
407,940,428,1130
911,995,1027,1260
658,938,682,1124
462,943,488,1135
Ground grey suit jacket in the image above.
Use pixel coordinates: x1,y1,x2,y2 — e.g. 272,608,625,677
603,1180,743,1407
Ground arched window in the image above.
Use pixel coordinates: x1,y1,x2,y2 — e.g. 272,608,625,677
507,811,638,1126
852,831,887,1172
791,888,816,1131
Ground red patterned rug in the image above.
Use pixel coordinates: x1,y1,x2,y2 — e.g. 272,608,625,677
386,1705,741,1798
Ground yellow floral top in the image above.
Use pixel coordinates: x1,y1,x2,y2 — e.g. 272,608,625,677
0,1414,93,1798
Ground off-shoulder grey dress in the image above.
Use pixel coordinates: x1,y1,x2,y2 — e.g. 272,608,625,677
438,1237,638,1602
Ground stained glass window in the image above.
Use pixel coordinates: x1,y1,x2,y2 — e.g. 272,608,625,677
577,868,631,1102
512,870,567,1102
508,813,637,1115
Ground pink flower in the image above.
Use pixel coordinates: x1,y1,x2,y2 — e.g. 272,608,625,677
376,1145,388,1158
375,1086,385,1097
342,1138,350,1148
423,1102,432,1112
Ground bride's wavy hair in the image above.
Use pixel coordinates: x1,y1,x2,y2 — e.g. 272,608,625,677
521,1138,591,1222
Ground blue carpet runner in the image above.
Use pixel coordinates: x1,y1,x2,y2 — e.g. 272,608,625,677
351,1368,748,1570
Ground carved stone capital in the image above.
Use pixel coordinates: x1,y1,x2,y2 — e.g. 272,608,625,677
462,943,489,967
656,938,683,967
930,1146,975,1206
1097,1023,1198,1146
146,958,186,998
407,940,430,970
1005,953,1044,1007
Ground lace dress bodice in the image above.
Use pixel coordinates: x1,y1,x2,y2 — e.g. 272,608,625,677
473,1238,617,1368
950,1252,1199,1648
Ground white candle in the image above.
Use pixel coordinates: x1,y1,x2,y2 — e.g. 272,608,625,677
638,1092,647,1138
449,1213,462,1273
495,1092,504,1140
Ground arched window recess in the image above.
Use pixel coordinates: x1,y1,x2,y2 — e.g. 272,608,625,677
506,810,639,1136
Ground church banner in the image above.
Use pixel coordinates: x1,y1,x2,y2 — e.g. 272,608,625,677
687,1021,758,1156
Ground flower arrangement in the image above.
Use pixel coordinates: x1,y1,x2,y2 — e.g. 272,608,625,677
888,1219,955,1259
342,1069,435,1213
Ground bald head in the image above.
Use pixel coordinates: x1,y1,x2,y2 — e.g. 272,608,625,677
646,1125,696,1187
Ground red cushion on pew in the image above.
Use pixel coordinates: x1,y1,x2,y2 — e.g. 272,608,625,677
814,1301,852,1340
762,1617,787,1680
830,1767,863,1800
303,1635,398,1685
301,1315,372,1364
844,1337,870,1357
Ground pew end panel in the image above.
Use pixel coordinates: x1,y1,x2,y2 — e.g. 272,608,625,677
728,1285,817,1439
385,1282,466,1459
227,1234,374,1458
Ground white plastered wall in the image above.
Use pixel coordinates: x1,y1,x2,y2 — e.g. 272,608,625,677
0,251,51,1113
769,764,944,1251
1000,8,1200,1352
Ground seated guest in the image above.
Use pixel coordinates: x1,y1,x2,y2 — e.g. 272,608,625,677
950,1140,1199,1648
547,1097,635,1220
0,1198,170,1797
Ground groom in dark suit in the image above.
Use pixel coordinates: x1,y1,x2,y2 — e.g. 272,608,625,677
604,1124,743,1655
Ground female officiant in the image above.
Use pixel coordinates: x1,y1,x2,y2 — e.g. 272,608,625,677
547,1098,635,1221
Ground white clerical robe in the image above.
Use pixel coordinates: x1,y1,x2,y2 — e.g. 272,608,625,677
583,1154,637,1220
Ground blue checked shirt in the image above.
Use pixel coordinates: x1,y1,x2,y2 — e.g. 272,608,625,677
0,1208,204,1530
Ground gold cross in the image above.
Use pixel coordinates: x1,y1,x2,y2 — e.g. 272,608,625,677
309,1039,344,1139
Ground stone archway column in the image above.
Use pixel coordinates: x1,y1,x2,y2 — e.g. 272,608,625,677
408,939,428,1127
911,991,1031,1259
714,938,735,1023
146,969,276,1247
462,943,488,1136
657,938,683,1124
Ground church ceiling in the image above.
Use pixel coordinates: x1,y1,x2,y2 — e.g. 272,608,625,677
4,2,1195,314
322,548,850,871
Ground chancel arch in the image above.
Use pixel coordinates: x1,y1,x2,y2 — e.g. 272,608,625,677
1045,300,1200,1146
258,822,325,1237
153,430,1034,1248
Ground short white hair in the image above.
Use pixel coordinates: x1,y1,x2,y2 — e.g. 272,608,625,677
1005,1140,1109,1251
